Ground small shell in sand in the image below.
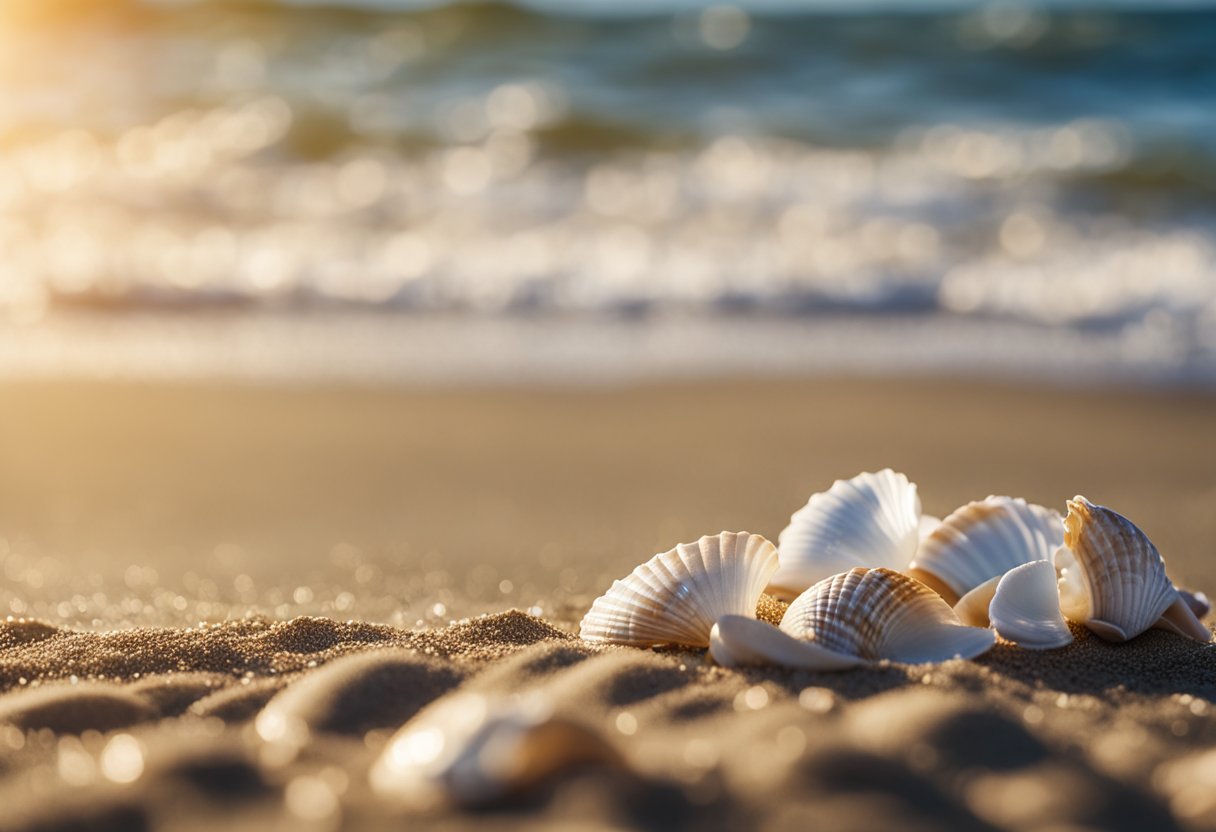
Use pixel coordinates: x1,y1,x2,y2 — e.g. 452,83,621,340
781,567,995,663
370,692,621,810
1055,496,1210,643
709,614,863,670
987,560,1073,649
769,470,922,600
906,496,1063,605
579,531,779,647
717,567,994,669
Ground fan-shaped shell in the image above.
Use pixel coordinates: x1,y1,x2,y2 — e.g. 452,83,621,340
1055,496,1209,643
907,496,1063,605
370,692,620,810
579,531,779,647
779,567,995,664
769,470,922,600
988,560,1072,649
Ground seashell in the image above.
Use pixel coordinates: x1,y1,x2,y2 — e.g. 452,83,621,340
988,560,1073,649
953,574,1001,628
579,531,778,647
709,614,862,670
919,514,943,540
1178,588,1211,621
370,691,622,810
769,470,922,600
1055,496,1210,643
907,496,1063,605
779,567,995,664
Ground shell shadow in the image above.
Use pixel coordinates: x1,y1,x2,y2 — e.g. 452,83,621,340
975,625,1216,699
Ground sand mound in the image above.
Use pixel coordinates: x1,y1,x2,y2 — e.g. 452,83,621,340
0,684,157,734
0,609,1208,831
256,649,465,737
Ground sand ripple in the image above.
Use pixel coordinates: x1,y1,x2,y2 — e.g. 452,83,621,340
0,611,1210,831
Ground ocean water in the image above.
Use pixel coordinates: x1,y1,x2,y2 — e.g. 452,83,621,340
1,0,1215,384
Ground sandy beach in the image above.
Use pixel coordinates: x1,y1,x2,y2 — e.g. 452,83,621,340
0,377,1212,830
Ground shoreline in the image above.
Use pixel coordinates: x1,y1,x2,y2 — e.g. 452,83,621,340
2,311,1215,391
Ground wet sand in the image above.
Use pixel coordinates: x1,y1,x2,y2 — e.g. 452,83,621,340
0,378,1213,830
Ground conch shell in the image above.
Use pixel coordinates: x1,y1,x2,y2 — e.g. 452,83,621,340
1055,496,1209,643
579,531,778,647
769,470,922,600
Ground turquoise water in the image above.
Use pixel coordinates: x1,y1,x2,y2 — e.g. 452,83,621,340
1,1,1214,382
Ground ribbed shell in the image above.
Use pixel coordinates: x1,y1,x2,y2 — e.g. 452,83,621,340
988,560,1072,649
779,567,995,663
907,496,1063,605
769,470,922,600
579,531,779,647
1055,496,1179,642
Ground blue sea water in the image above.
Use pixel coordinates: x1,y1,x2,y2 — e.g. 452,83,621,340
0,0,1214,383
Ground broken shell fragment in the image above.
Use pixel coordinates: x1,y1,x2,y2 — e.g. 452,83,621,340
709,614,862,670
1178,588,1211,621
988,560,1073,649
370,692,621,810
907,496,1063,605
579,531,779,647
779,567,995,665
953,574,1001,628
770,470,922,600
1055,496,1210,644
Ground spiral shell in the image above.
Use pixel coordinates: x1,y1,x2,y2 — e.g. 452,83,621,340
769,470,922,600
779,567,995,664
1055,496,1209,643
907,496,1063,605
579,531,779,647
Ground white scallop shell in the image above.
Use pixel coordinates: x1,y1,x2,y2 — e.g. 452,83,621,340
988,560,1073,649
579,531,779,647
769,470,922,600
709,614,862,670
907,496,1063,605
370,692,620,809
1055,496,1210,643
779,567,995,664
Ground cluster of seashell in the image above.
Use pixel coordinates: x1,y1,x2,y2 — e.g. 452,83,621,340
579,470,1212,670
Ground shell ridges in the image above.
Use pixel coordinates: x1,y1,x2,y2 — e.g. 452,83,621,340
579,531,779,647
769,470,922,600
779,567,995,664
907,495,1063,605
1054,496,1202,643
